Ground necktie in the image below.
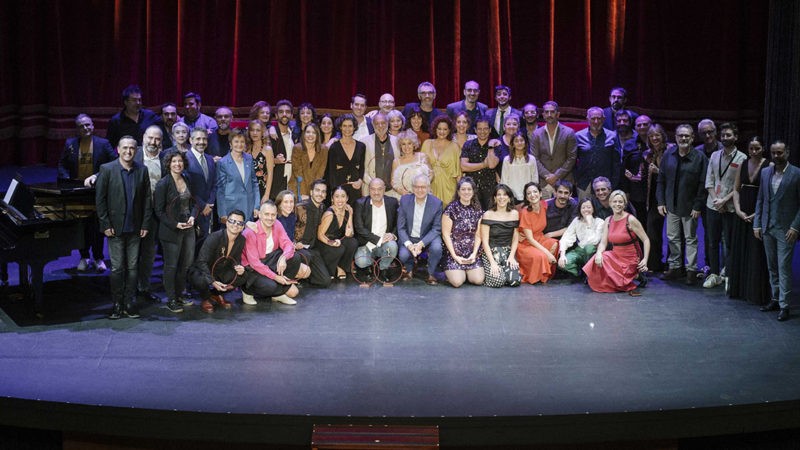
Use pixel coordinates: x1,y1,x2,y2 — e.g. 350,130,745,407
498,109,505,135
199,154,208,180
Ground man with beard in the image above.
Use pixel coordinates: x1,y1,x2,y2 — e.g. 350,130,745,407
754,141,800,321
107,85,163,147
159,103,179,149
695,118,723,276
180,92,217,133
293,179,332,287
574,107,620,200
402,81,445,127
487,85,521,138
522,103,539,149
531,101,577,199
543,180,578,239
617,111,647,224
185,128,216,240
602,87,638,131
59,113,117,272
702,123,746,289
360,112,398,197
133,125,167,305
206,106,233,159
446,80,488,134
657,124,708,285
270,99,295,198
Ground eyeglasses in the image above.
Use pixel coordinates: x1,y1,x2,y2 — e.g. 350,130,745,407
227,218,245,227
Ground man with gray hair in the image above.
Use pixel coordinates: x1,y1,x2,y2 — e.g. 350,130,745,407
397,174,443,285
402,81,445,127
354,178,399,280
574,106,620,199
133,125,167,305
656,124,709,285
360,112,398,197
59,113,117,272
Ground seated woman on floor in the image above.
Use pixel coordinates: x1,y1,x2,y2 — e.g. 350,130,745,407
317,186,358,281
557,198,604,278
442,177,484,287
516,182,559,284
583,190,650,295
480,184,521,288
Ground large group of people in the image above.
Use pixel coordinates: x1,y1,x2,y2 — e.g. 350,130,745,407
58,82,799,322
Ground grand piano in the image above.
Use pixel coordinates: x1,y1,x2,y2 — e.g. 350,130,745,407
0,176,95,316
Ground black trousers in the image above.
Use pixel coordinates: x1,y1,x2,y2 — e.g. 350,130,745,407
298,248,332,288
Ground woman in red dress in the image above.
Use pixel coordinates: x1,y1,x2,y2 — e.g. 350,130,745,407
583,190,650,294
516,182,559,284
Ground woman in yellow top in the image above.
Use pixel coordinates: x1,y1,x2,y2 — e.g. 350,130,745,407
420,116,461,203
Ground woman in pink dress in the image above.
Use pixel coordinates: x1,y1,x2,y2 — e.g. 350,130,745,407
583,190,650,295
516,182,559,284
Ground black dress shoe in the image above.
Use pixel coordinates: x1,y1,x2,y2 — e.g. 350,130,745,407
760,300,780,312
138,291,161,304
637,273,648,288
660,267,685,281
778,308,790,321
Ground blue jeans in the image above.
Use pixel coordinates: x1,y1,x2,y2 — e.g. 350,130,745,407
763,227,795,309
399,236,442,274
354,241,398,270
108,233,141,306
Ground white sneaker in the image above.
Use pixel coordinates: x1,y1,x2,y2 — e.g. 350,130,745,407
271,294,297,305
720,267,726,277
95,259,107,272
77,258,91,271
703,274,722,288
242,292,257,305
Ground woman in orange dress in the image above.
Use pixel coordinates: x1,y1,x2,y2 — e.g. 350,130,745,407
516,182,559,284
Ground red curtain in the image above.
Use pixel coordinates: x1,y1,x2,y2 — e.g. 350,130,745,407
0,0,769,166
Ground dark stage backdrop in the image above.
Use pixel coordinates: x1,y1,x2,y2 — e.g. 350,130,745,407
0,0,769,166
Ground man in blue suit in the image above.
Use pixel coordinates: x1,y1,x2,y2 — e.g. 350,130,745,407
185,128,216,240
58,114,118,272
754,141,800,321
397,175,443,285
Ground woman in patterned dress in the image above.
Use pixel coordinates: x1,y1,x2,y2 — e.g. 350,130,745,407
442,177,484,287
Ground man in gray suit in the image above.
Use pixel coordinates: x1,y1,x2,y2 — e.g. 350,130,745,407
531,101,577,199
754,141,800,321
96,136,153,319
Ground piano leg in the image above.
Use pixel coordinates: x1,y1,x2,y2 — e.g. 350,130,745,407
29,261,45,316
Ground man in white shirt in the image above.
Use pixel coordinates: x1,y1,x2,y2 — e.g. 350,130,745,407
397,175,443,285
353,178,399,278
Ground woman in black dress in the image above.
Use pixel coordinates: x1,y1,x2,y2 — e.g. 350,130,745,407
728,136,771,305
327,114,365,207
316,186,358,280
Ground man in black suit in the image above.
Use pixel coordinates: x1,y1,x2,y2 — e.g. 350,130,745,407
58,113,118,272
270,99,295,199
353,178,399,277
486,85,521,138
401,81,445,127
95,136,153,319
185,128,216,241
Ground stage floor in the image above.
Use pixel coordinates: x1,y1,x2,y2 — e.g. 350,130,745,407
1,255,800,421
